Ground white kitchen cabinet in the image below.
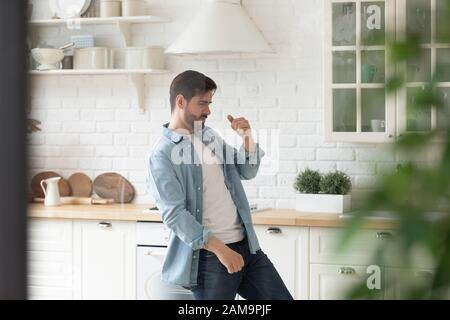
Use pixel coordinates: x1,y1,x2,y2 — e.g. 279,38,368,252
73,220,136,300
254,225,309,300
310,263,384,300
310,227,397,266
324,0,450,142
27,218,73,300
385,267,435,299
324,0,396,143
396,0,450,135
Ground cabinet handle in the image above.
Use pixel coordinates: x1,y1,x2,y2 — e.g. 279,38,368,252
376,232,393,239
145,250,166,257
266,227,282,234
338,267,356,275
388,134,393,138
98,222,112,229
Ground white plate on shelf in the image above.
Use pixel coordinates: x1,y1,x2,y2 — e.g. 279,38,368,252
48,0,91,19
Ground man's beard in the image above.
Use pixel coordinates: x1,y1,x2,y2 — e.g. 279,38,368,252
186,113,207,131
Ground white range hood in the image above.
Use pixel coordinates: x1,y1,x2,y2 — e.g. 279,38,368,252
165,0,273,55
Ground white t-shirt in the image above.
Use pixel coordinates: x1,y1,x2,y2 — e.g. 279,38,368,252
189,134,245,244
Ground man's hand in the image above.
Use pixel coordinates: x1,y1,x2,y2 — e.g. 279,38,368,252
204,236,244,274
227,114,256,153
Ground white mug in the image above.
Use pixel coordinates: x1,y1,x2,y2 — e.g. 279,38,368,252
100,0,121,17
371,119,385,132
74,47,110,69
125,47,165,69
122,0,145,16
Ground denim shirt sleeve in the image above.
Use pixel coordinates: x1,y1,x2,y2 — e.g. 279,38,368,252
148,154,211,250
234,143,265,180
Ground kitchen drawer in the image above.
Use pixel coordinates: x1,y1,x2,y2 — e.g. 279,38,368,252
136,221,169,246
310,263,384,300
28,218,72,252
310,227,435,269
310,227,396,266
28,286,73,300
27,251,73,287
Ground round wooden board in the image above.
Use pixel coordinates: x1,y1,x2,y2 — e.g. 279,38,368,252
68,172,93,197
31,171,71,198
93,172,135,203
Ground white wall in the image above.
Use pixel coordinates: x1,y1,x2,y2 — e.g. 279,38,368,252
28,0,417,208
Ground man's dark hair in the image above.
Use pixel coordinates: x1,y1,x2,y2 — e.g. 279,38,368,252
169,70,217,113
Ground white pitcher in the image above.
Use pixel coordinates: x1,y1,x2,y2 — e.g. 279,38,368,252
40,177,61,206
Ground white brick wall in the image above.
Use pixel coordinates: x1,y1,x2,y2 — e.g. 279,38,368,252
28,0,404,208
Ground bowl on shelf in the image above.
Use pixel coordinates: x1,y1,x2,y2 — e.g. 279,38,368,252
31,48,64,71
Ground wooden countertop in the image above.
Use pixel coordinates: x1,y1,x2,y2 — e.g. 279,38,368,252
28,203,397,229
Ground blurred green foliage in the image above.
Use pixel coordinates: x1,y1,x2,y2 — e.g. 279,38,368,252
340,0,450,299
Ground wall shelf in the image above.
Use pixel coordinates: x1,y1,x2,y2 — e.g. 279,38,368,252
28,69,168,75
29,15,171,46
29,69,170,113
29,15,171,26
29,15,171,113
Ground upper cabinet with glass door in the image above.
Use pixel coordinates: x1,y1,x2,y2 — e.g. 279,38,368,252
396,0,450,135
324,0,396,142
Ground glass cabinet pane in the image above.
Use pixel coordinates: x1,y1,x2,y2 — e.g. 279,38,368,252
361,50,385,83
437,88,450,130
333,89,357,132
406,0,431,43
436,48,450,82
361,88,386,132
436,0,450,43
333,51,356,83
407,87,431,131
361,1,385,45
333,2,356,46
406,49,431,82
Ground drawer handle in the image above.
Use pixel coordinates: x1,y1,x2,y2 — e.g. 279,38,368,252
338,267,356,275
145,250,166,257
98,222,112,229
376,232,393,239
266,227,282,234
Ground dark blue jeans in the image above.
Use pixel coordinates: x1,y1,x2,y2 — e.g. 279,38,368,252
188,237,293,300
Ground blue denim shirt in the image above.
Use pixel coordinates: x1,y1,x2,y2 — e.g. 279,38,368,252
147,123,264,287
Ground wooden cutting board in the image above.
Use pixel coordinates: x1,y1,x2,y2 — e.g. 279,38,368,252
31,171,71,198
33,196,114,205
93,173,135,203
68,172,92,197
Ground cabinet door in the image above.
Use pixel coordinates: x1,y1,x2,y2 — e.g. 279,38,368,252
396,0,450,135
385,267,436,299
28,219,73,300
254,225,309,300
324,0,396,142
73,220,136,300
310,263,384,300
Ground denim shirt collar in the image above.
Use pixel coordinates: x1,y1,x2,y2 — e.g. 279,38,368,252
162,122,215,145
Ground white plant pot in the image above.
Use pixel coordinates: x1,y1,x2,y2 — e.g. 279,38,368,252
295,193,351,214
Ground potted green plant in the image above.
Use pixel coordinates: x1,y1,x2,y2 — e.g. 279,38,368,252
293,169,352,214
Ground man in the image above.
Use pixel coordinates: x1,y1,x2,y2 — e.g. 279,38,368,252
147,70,292,300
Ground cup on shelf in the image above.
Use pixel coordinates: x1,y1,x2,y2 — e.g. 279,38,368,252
100,0,121,17
122,0,145,16
125,46,165,69
370,119,385,132
362,64,377,83
74,47,110,69
62,55,74,69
